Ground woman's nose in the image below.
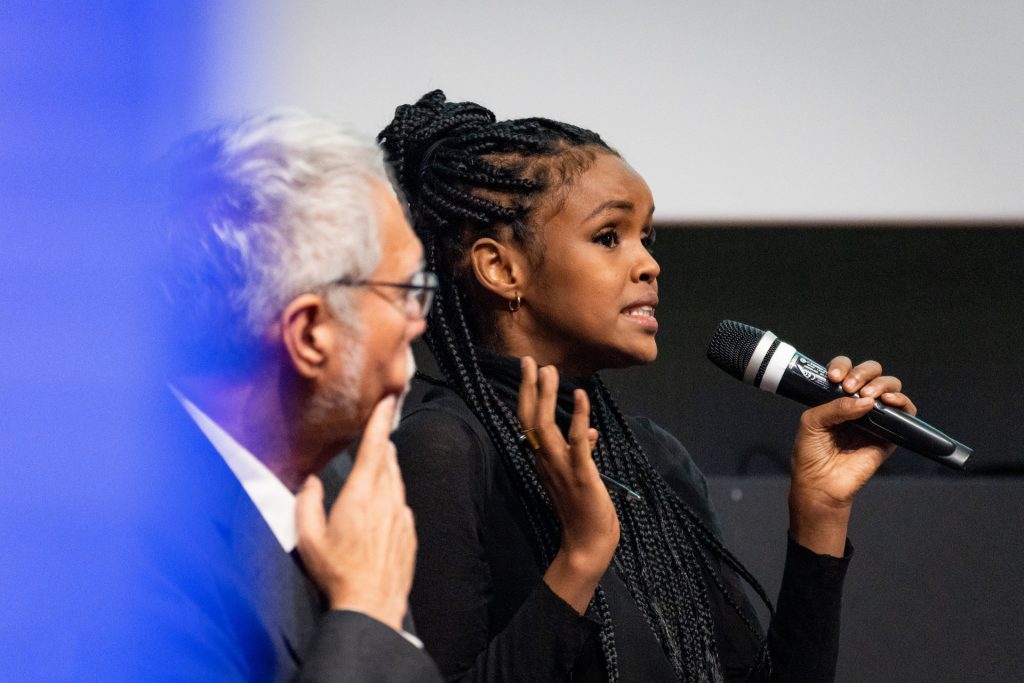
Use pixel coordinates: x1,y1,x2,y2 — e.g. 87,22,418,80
634,246,660,283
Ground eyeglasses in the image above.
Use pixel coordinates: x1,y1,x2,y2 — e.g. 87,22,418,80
325,270,438,319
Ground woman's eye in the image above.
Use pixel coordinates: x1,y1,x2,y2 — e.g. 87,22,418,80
642,229,656,253
594,230,620,248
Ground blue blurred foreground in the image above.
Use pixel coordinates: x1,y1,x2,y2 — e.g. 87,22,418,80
0,3,209,679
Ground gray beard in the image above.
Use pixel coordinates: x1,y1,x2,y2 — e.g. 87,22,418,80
307,336,365,440
307,336,416,441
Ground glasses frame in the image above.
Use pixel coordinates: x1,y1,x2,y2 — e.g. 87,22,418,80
324,270,438,319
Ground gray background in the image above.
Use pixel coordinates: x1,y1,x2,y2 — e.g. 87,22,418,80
710,476,1024,682
193,0,1024,221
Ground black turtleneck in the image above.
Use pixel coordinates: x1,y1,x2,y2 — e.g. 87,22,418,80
391,352,851,682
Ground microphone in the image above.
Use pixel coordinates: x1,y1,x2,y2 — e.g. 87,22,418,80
706,320,972,470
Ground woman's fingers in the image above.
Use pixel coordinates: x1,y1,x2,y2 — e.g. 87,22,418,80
826,356,852,384
837,359,883,394
567,389,594,466
519,363,603,488
828,356,893,395
829,358,912,411
518,356,539,428
879,391,917,416
534,365,558,425
801,395,877,432
517,359,570,468
534,365,568,461
859,375,902,398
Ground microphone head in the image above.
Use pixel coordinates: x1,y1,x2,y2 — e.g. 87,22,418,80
706,320,767,379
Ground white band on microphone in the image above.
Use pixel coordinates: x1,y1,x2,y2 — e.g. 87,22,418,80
760,342,796,394
743,331,777,385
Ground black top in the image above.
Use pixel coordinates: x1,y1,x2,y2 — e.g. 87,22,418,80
392,353,851,682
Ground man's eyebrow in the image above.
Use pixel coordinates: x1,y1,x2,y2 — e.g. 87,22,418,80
403,259,426,281
584,200,635,221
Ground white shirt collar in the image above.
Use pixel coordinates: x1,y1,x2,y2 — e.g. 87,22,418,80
170,385,425,649
171,386,297,553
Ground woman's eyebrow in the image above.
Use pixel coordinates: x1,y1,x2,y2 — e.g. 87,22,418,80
584,199,634,221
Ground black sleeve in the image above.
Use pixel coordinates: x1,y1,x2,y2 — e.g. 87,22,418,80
767,537,852,683
393,405,600,682
298,610,441,683
630,417,852,682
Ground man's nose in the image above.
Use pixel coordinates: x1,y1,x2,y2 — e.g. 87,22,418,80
408,317,427,340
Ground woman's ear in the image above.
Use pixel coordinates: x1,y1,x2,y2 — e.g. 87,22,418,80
469,237,527,301
279,293,339,379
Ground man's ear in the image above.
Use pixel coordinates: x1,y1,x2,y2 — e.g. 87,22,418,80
280,293,341,379
469,237,527,301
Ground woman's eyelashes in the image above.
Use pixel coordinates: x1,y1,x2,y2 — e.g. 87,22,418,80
593,228,621,248
591,225,656,254
642,227,656,254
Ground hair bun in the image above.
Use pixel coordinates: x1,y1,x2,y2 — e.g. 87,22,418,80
378,90,496,201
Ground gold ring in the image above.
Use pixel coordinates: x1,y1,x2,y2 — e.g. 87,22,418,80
519,428,542,450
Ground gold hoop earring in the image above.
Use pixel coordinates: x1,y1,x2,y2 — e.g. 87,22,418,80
508,293,521,313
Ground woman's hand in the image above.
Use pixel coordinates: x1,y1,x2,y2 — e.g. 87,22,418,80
518,356,620,614
789,357,917,556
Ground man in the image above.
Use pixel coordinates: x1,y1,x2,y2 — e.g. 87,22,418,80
142,110,440,681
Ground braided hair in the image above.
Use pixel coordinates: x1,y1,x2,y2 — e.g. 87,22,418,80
379,90,773,682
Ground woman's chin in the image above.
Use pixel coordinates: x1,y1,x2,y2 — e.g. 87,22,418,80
602,344,658,371
635,347,658,366
634,339,658,364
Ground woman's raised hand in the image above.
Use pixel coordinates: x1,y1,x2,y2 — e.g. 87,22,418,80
518,356,620,614
788,356,917,556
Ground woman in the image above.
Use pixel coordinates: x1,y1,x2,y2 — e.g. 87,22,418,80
379,90,914,681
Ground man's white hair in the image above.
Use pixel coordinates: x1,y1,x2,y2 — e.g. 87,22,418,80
162,109,388,374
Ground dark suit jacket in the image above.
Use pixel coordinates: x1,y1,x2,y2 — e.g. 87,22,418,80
130,394,440,682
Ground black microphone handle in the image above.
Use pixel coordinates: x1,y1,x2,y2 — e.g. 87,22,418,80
763,346,971,470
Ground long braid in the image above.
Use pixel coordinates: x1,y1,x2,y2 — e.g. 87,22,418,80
380,90,772,682
591,376,775,679
589,380,722,681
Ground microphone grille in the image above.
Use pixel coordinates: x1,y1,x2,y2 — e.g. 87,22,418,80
706,320,766,379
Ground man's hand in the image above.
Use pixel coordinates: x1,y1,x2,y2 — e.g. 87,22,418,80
295,395,416,633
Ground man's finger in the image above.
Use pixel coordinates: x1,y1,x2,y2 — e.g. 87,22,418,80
350,395,398,482
294,475,327,553
383,440,406,502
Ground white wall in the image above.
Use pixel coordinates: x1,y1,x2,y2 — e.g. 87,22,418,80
199,1,1024,221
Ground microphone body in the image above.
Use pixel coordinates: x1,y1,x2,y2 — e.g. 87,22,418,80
708,321,972,470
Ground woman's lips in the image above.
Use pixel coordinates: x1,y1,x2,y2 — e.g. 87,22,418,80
622,305,658,331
